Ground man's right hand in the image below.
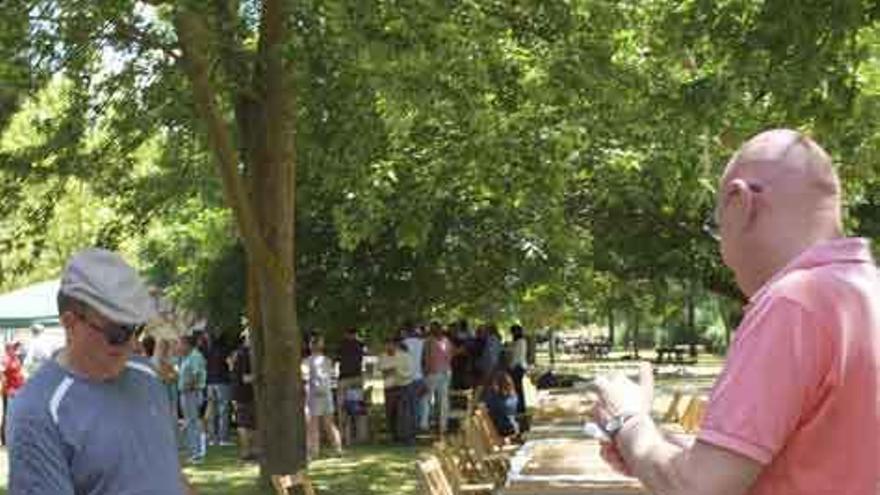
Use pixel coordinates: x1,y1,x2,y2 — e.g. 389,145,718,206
600,441,634,476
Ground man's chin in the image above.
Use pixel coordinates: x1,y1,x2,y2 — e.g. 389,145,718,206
103,351,130,375
107,348,129,359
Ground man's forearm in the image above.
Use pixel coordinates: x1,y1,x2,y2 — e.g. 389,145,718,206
616,417,761,495
615,415,692,495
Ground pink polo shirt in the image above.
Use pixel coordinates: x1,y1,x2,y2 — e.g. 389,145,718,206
698,238,880,494
425,336,452,375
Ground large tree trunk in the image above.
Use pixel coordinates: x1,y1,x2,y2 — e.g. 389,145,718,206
248,0,305,479
174,0,306,483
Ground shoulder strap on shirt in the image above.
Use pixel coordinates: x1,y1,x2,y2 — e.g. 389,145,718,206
49,376,75,426
126,360,159,379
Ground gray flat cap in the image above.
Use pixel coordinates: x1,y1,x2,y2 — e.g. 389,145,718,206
60,248,157,325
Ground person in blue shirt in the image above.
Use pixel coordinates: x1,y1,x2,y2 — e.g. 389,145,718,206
477,324,503,385
7,248,196,494
178,334,207,463
482,370,520,438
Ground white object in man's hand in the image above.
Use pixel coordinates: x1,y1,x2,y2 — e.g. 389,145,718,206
583,421,612,442
592,362,654,424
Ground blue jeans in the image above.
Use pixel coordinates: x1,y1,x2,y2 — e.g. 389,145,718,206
412,378,430,431
206,383,231,443
181,390,206,459
397,382,418,444
426,371,451,433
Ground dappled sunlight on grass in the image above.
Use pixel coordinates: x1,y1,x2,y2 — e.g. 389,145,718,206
184,447,264,494
0,442,424,494
309,445,422,495
185,444,426,494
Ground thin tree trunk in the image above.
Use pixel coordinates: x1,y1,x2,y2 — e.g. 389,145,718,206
607,308,615,348
633,311,640,359
686,282,697,357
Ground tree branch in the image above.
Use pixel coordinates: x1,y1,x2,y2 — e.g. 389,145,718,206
111,19,181,61
172,7,267,269
212,0,260,169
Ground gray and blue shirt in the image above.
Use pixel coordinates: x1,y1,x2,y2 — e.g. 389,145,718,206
7,355,185,495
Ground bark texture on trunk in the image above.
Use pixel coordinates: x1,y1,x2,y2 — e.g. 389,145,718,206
174,0,306,481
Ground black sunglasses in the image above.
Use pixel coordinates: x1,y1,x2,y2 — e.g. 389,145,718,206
76,312,145,346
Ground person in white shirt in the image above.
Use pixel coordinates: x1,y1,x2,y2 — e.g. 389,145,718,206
22,324,56,377
303,336,342,459
380,337,416,444
402,326,429,432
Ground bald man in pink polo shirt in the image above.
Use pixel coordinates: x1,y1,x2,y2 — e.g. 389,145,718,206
593,129,880,494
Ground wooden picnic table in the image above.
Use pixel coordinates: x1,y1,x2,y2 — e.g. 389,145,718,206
531,389,596,423
655,345,699,364
524,422,586,440
500,438,647,494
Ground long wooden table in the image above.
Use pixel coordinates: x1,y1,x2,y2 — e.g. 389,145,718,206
530,388,596,422
500,438,647,495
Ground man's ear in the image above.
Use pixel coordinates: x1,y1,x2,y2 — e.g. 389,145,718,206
60,310,77,330
725,178,757,227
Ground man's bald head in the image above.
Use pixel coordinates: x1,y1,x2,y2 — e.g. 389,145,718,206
718,129,844,296
722,129,840,200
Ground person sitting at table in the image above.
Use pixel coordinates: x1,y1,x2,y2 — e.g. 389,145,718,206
482,370,520,438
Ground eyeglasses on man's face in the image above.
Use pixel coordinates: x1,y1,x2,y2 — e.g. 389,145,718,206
703,181,765,241
75,311,144,346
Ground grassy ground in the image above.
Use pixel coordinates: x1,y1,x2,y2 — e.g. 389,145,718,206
0,442,425,495
184,443,426,495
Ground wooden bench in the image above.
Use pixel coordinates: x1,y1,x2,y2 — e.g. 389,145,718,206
416,455,456,495
271,472,317,495
461,417,510,485
474,405,520,453
679,397,707,433
432,445,496,495
661,391,685,423
449,389,476,426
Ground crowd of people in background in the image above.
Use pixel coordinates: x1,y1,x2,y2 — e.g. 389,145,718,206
135,329,257,464
1,313,529,463
295,318,532,458
378,319,530,446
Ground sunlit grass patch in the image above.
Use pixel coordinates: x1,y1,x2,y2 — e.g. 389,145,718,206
186,443,426,495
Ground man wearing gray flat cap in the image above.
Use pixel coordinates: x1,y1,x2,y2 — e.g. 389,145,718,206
6,248,196,494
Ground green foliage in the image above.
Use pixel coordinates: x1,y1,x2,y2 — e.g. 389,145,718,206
1,0,880,348
138,202,245,334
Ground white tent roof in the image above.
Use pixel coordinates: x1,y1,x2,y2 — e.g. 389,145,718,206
0,279,61,327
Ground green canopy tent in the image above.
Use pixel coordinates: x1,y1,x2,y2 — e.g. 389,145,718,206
0,280,61,329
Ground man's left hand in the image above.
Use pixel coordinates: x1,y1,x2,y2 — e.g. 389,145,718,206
592,361,654,424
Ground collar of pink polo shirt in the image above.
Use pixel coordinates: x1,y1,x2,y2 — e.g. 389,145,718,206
747,237,873,307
